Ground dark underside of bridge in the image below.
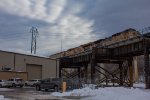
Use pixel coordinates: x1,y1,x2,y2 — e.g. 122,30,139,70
59,35,150,89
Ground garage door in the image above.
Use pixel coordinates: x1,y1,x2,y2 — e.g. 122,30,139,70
26,64,42,80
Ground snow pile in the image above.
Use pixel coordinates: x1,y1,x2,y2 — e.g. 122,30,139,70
52,87,150,100
52,87,93,97
134,83,145,88
0,95,4,100
82,84,97,89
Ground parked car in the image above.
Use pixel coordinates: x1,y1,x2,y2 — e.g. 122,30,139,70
36,78,61,92
6,78,24,87
0,80,7,88
25,79,41,86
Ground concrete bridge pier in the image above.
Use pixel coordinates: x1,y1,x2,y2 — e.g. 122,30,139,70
128,59,133,87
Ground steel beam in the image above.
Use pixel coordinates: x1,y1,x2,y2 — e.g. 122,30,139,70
91,48,97,84
144,39,150,89
78,67,81,79
119,63,123,86
84,65,88,83
59,67,62,78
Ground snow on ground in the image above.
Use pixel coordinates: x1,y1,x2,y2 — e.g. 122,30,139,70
0,95,4,100
0,95,13,100
0,88,15,100
52,86,150,100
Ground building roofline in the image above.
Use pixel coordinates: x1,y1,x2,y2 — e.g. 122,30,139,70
0,50,56,60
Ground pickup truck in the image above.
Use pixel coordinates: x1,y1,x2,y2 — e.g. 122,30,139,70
36,78,83,92
36,78,60,92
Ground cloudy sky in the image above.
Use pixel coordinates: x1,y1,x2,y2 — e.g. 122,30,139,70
0,0,150,56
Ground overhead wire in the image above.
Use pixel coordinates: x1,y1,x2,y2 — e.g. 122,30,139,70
0,33,100,40
0,31,102,45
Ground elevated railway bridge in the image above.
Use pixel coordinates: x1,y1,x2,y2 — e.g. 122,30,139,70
58,29,150,88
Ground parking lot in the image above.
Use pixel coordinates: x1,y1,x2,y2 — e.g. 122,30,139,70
0,87,74,100
0,78,84,100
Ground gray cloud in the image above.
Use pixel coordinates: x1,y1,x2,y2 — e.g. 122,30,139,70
78,0,150,35
0,0,150,56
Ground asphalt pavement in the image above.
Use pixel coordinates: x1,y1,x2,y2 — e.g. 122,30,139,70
0,87,71,100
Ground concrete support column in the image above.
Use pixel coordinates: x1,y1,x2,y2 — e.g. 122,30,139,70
129,59,133,87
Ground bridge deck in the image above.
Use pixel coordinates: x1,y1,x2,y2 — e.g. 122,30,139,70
60,36,150,66
59,32,150,88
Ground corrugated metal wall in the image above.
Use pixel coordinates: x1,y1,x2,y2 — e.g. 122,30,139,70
26,64,42,80
0,51,57,80
0,71,27,81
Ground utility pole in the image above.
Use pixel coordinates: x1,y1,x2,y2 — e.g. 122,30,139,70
30,27,38,54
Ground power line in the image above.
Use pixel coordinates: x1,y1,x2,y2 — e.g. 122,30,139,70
0,31,101,45
0,29,103,41
0,32,28,35
0,36,99,44
0,37,30,41
0,31,100,37
0,33,100,42
0,34,29,38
